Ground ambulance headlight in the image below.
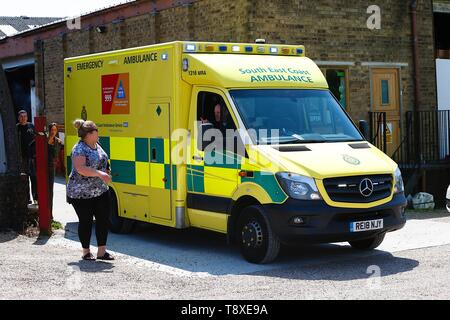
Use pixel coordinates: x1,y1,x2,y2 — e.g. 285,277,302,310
394,167,404,194
276,172,321,200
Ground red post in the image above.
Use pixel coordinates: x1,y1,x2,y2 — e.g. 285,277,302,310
34,116,51,235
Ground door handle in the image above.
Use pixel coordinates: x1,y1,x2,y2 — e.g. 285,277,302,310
192,155,203,161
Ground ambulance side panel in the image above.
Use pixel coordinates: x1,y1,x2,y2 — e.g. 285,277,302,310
64,43,184,228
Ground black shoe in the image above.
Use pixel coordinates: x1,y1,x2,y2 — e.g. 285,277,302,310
82,252,96,261
97,252,115,260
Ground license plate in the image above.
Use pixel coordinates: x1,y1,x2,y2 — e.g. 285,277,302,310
350,219,383,232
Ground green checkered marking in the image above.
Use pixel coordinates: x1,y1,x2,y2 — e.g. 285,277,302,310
187,169,193,192
204,150,241,169
150,138,164,164
187,165,204,193
66,156,72,175
164,164,171,190
172,166,177,190
135,138,149,162
111,160,136,185
98,137,110,158
241,171,287,203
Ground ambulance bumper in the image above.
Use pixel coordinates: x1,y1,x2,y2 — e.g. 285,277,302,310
263,193,407,245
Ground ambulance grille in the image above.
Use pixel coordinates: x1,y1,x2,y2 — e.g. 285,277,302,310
323,174,393,203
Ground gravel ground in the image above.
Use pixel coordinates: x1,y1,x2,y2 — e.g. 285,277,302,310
1,209,450,300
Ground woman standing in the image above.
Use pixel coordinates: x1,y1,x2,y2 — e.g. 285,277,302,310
47,123,62,219
67,119,114,261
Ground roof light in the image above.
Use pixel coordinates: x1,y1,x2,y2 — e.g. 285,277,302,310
185,44,196,51
257,47,265,53
270,47,278,54
232,45,240,52
245,46,253,52
281,48,290,55
219,45,228,52
297,48,303,55
205,45,214,52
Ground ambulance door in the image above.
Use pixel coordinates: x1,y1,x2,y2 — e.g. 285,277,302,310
149,102,172,221
188,87,240,216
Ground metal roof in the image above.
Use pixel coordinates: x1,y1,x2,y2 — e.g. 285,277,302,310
0,16,61,38
0,0,137,40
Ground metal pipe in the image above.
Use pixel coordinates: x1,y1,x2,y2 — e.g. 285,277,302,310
410,0,421,164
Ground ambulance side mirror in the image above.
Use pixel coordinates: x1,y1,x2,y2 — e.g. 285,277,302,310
358,120,370,141
198,122,214,151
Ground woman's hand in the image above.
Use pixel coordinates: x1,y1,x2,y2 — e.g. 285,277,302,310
97,171,112,184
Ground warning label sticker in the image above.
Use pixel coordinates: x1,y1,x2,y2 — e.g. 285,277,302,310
102,73,130,114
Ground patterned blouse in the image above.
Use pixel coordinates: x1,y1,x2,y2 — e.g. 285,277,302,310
67,141,109,199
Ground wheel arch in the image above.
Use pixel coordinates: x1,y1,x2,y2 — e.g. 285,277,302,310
227,195,261,244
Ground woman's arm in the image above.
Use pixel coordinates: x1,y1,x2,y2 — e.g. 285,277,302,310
72,155,111,184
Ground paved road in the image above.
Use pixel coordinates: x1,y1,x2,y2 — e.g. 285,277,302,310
1,177,450,299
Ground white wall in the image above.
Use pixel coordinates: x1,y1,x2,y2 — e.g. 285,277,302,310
0,113,6,173
436,59,450,158
437,59,450,111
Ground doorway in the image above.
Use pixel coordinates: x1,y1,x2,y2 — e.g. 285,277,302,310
371,68,401,156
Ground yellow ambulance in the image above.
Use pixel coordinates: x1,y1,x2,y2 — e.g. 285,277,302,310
64,41,407,263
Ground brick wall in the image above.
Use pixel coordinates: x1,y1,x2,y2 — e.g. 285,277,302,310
37,0,436,130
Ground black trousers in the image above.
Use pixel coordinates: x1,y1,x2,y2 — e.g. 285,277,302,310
21,156,37,203
70,191,111,249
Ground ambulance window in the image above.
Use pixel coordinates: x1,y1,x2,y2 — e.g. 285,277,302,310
322,68,348,109
196,92,236,129
230,89,363,144
196,92,243,155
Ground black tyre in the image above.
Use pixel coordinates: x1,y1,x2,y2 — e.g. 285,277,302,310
237,205,280,264
109,190,135,234
348,232,386,250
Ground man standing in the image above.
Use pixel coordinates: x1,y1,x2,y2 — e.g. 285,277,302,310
16,110,37,204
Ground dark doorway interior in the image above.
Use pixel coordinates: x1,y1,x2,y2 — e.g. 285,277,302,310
4,64,34,122
434,12,450,58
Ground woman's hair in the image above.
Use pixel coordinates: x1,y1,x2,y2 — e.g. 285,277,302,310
73,119,98,139
48,122,58,132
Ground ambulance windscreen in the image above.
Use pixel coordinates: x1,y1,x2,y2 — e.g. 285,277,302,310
230,89,364,145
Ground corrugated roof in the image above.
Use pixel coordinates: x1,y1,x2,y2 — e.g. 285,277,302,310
0,16,62,38
0,0,137,40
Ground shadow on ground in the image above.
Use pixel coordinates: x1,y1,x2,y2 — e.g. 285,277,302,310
406,210,450,221
0,231,19,243
67,261,115,273
63,221,419,279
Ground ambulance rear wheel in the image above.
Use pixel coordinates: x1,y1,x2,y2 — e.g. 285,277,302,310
237,205,280,264
109,190,134,234
348,232,386,250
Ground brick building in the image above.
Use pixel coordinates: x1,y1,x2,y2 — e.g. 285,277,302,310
1,0,449,197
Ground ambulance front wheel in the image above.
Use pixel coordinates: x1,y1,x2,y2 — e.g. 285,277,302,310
109,189,135,234
348,232,386,250
237,205,280,264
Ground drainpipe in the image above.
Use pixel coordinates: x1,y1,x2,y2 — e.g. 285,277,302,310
410,0,421,165
410,0,421,111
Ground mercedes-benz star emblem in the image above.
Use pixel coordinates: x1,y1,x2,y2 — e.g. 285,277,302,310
359,178,374,197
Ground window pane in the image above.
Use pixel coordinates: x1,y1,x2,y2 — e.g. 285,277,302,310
381,79,390,105
230,89,363,144
326,69,347,109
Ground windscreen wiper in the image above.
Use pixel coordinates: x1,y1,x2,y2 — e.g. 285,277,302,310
277,139,327,145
